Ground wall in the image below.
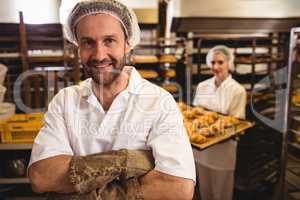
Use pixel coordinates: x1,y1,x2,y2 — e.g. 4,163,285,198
173,0,300,18
2,0,300,24
0,0,60,23
119,0,157,8
0,0,158,24
59,0,158,25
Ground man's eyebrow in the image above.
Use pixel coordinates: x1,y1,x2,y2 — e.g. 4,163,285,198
79,37,94,41
103,34,118,38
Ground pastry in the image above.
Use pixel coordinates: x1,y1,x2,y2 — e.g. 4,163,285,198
183,110,194,120
177,102,188,111
190,133,207,144
192,117,209,128
198,127,212,137
203,111,219,120
203,115,216,125
184,122,197,136
209,120,225,135
192,106,205,116
221,116,240,127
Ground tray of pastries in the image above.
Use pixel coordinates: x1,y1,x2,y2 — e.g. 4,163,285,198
177,102,255,150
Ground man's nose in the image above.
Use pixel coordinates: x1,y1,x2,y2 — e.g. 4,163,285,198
93,42,108,60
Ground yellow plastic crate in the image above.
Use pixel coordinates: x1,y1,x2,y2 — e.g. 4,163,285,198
0,113,44,143
6,113,44,123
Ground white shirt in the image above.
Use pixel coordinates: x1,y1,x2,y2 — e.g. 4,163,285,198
29,66,196,182
192,75,247,170
193,75,246,119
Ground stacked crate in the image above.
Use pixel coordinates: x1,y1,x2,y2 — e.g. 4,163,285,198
0,113,44,143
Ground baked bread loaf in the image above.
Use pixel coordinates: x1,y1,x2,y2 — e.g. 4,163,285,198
161,83,178,93
132,55,158,63
138,69,159,79
165,69,176,78
159,54,177,63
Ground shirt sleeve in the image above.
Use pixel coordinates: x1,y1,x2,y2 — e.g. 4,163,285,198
228,87,247,119
193,81,213,107
193,83,202,106
147,94,196,182
29,89,74,167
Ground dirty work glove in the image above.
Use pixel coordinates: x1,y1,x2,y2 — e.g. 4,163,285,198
47,177,144,200
99,177,144,200
47,190,98,200
69,149,154,194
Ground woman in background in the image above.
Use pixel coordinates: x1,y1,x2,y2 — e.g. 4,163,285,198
193,45,247,200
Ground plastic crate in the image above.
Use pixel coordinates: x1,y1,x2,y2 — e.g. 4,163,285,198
5,113,44,123
0,113,44,143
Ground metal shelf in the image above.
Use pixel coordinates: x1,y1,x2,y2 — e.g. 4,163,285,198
0,143,32,150
289,142,300,150
0,177,29,184
290,129,300,136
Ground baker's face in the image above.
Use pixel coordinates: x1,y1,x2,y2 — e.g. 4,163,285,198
76,14,130,86
210,52,230,81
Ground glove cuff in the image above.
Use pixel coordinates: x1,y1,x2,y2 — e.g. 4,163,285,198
126,177,144,200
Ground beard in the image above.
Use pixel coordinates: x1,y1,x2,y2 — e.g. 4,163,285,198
83,55,126,86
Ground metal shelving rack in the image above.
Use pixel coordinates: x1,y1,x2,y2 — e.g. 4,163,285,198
0,143,32,185
0,143,32,150
181,34,290,200
187,34,286,95
0,177,30,184
284,27,300,200
132,37,188,101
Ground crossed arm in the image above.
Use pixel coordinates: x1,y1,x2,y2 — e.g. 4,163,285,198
28,155,194,200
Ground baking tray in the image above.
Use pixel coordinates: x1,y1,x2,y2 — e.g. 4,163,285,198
191,120,255,150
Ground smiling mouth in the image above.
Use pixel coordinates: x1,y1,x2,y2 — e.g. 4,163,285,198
90,64,114,73
93,62,113,68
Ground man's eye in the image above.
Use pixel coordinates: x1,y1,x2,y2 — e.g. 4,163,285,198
81,40,94,48
105,38,115,44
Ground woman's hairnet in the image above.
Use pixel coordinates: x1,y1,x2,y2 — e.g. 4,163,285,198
60,0,140,49
206,45,235,71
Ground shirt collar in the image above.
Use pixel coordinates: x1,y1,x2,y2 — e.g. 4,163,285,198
79,78,93,97
220,74,233,87
210,74,232,89
79,66,145,97
126,66,146,94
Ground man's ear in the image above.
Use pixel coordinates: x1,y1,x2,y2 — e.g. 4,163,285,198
125,41,131,54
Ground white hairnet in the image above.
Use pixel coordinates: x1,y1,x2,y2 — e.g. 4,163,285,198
206,45,235,71
60,0,140,49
